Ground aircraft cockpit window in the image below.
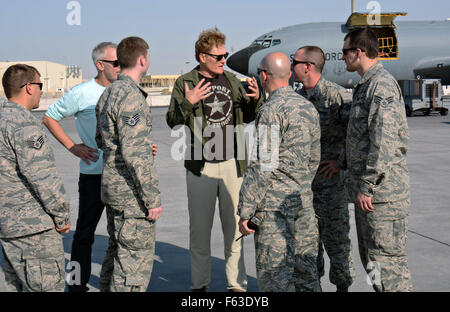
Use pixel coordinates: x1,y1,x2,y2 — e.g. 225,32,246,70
262,40,272,48
252,40,264,46
272,39,281,46
251,39,281,48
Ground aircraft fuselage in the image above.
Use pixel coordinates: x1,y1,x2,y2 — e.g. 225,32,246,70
227,20,450,88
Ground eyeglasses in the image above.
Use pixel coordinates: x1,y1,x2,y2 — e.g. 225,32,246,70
342,48,365,55
291,59,315,67
202,52,229,61
100,59,120,67
20,82,43,90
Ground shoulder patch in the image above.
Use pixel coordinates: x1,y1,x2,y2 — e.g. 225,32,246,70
123,114,140,127
27,136,45,150
374,96,394,108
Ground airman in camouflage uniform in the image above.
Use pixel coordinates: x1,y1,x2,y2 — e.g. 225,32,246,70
0,64,70,292
238,52,321,292
95,37,162,292
0,96,7,108
343,29,412,292
292,46,355,291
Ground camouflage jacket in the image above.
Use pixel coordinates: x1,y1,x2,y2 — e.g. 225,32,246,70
96,74,161,218
0,101,70,238
238,86,321,220
297,76,352,188
0,96,7,108
347,62,410,206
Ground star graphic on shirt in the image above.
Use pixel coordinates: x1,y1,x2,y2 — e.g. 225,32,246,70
206,95,228,115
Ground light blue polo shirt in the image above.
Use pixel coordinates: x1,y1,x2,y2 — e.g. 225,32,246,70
46,78,105,175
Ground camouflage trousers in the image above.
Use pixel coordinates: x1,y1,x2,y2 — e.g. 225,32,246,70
0,229,66,292
314,184,355,288
99,205,156,292
254,210,321,292
355,201,412,292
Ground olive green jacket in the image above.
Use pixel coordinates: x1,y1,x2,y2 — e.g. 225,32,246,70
166,67,263,176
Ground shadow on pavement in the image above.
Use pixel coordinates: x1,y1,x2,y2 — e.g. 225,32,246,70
59,231,258,292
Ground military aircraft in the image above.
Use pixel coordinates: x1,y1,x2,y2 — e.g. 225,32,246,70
226,8,450,89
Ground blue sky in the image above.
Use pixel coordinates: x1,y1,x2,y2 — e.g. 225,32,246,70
1,0,449,78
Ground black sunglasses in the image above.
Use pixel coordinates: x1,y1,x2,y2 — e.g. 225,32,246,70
100,59,120,67
203,52,229,61
291,59,315,66
342,48,365,55
20,82,43,90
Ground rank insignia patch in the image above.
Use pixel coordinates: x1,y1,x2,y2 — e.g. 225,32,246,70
123,114,140,127
374,96,394,108
27,136,44,150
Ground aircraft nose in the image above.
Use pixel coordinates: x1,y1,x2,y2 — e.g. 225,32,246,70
227,45,266,76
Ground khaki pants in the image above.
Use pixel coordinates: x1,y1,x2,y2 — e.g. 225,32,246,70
186,159,247,291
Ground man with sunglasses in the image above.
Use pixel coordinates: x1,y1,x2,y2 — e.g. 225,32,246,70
43,42,120,292
292,46,355,292
0,64,70,291
166,27,263,292
238,52,321,292
342,28,412,292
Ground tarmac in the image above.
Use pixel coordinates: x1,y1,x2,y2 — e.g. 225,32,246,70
37,92,171,111
0,106,449,292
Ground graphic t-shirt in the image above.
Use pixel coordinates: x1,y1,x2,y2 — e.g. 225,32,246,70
199,73,235,162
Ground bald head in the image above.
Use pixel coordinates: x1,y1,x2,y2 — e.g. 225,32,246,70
260,52,291,81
